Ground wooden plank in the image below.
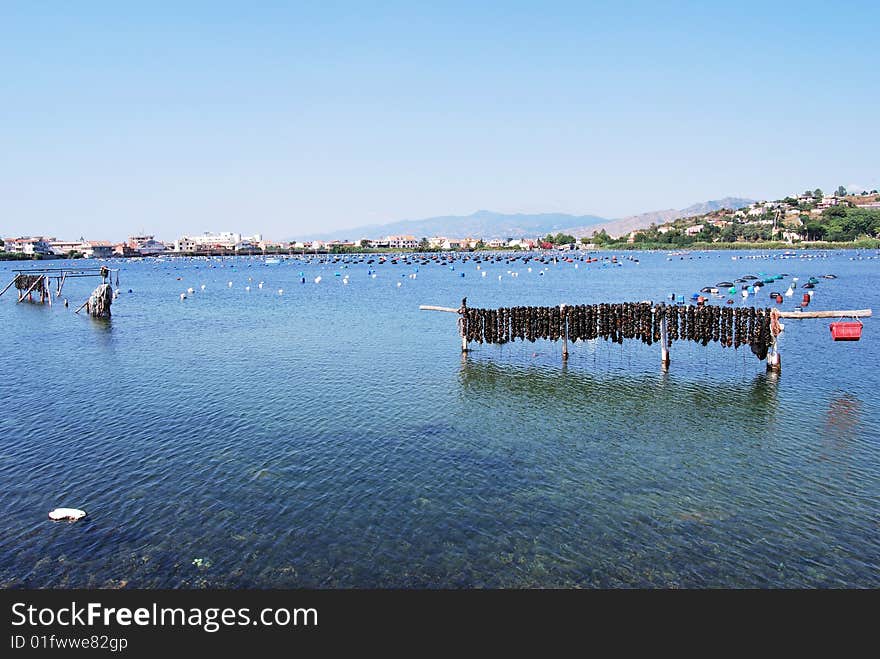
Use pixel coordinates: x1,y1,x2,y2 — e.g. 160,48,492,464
776,309,872,319
419,305,460,313
0,275,18,297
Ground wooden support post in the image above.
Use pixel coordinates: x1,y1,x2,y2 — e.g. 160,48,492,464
659,312,670,370
57,272,67,297
560,304,569,360
459,297,469,354
766,330,781,372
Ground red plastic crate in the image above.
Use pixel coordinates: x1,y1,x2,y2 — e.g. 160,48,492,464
830,321,862,341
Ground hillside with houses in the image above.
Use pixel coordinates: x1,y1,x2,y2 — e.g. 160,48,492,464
612,187,880,249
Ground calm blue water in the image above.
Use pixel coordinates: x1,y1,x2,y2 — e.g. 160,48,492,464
1,250,878,588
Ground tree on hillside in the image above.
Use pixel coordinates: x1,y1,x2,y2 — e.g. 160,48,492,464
580,237,589,245
417,237,430,252
813,188,823,200
591,229,610,245
837,185,847,197
360,239,370,248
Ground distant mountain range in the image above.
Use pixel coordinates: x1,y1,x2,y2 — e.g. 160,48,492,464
300,197,754,242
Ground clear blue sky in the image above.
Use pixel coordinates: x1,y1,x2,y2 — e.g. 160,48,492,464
2,1,878,241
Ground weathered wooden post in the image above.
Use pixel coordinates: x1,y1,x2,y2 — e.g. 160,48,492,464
659,309,670,370
560,304,569,361
767,308,782,373
459,297,469,353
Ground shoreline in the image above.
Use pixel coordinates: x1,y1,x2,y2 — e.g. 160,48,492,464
2,240,878,262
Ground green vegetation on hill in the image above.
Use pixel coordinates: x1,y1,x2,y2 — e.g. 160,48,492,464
588,189,880,249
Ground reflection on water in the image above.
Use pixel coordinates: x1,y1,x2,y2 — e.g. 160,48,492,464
458,358,780,429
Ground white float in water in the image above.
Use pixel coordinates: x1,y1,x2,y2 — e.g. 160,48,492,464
314,276,322,284
482,271,487,277
227,281,233,288
528,267,532,272
258,282,264,289
187,287,194,294
200,284,206,291
180,293,186,300
343,278,349,285
785,288,793,297
397,282,402,287
245,286,250,291
371,274,377,279
278,289,283,295
49,508,86,521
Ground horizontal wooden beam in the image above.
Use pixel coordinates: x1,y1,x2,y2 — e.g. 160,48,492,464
776,309,871,319
419,305,460,313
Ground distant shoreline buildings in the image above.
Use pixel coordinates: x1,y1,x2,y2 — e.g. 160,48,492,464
3,189,879,259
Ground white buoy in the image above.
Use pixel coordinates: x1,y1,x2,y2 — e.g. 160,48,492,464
200,284,206,291
180,293,187,300
187,287,194,294
227,281,233,288
742,290,749,299
49,508,86,521
278,289,283,295
397,281,402,287
528,267,532,272
482,271,487,277
245,286,250,291
343,278,349,285
498,275,502,280
258,282,264,289
371,274,377,279
785,288,793,297
314,276,322,284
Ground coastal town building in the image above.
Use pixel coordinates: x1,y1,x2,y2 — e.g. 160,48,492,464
386,235,418,249
49,239,87,256
174,232,263,252
3,237,54,256
83,241,115,259
128,235,167,255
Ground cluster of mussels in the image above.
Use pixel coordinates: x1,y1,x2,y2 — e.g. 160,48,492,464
462,303,775,360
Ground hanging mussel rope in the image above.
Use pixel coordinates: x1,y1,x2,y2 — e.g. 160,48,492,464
460,302,776,360
14,274,43,291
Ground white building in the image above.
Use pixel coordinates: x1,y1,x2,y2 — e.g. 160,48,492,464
4,237,54,256
49,239,88,256
174,232,262,252
129,235,167,255
685,224,705,237
386,235,418,249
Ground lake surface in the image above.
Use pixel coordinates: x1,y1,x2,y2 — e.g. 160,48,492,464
1,249,878,588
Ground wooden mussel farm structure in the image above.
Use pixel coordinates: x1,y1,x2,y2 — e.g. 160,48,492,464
0,266,119,317
420,298,872,373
